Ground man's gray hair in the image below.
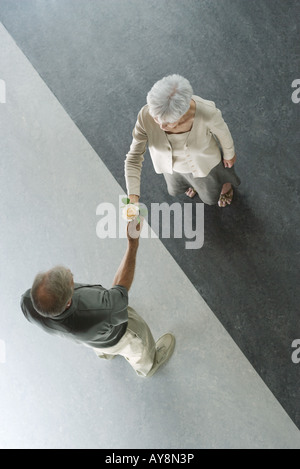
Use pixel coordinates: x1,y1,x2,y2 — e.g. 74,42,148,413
147,74,193,124
30,266,74,317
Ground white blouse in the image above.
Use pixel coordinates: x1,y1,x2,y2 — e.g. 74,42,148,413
166,132,191,174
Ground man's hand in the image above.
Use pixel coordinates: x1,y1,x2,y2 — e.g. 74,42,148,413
112,218,143,291
127,217,144,243
223,154,237,168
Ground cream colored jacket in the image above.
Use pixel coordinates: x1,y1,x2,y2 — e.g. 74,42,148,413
125,95,235,196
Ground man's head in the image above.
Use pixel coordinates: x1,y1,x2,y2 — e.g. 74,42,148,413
30,266,74,318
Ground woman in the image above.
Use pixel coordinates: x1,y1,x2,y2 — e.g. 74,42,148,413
125,74,240,207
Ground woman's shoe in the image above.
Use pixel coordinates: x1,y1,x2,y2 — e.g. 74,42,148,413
218,187,233,207
185,187,197,198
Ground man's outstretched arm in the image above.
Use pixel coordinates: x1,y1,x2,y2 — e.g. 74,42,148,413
112,219,141,292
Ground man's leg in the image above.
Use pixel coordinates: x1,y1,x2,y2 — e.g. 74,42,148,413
93,307,175,377
121,306,157,376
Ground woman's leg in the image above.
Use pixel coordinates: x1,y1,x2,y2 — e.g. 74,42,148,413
186,162,241,206
163,172,190,197
185,173,221,205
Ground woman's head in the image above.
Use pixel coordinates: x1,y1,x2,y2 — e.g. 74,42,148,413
147,74,193,125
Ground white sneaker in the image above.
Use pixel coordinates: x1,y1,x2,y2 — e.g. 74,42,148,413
97,353,116,360
146,333,175,377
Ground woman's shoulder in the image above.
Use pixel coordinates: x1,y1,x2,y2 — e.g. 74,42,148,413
138,104,150,118
137,104,155,127
193,95,217,109
193,95,218,120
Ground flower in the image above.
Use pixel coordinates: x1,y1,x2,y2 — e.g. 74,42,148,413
122,203,140,222
121,196,147,223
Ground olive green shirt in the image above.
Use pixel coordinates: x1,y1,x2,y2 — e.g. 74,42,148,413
21,283,128,348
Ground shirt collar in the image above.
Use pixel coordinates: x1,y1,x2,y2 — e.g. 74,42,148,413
51,294,78,320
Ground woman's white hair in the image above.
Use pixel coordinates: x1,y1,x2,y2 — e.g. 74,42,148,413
147,74,193,124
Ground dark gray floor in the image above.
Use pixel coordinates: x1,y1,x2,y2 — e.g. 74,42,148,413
0,0,299,429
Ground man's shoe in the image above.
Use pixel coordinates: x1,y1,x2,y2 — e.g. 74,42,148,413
97,353,116,360
146,333,175,377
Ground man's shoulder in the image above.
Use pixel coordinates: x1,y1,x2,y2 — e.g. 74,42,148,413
21,288,31,302
75,284,128,312
20,289,39,322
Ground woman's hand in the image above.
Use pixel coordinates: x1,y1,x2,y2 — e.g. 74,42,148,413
223,154,236,168
129,194,140,204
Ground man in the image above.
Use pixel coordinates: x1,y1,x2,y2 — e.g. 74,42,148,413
21,220,175,378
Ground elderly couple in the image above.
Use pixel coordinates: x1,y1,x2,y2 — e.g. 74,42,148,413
21,75,240,378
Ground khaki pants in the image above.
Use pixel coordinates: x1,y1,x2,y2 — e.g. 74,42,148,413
93,307,156,377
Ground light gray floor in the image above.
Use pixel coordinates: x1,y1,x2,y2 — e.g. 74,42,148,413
0,23,299,449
